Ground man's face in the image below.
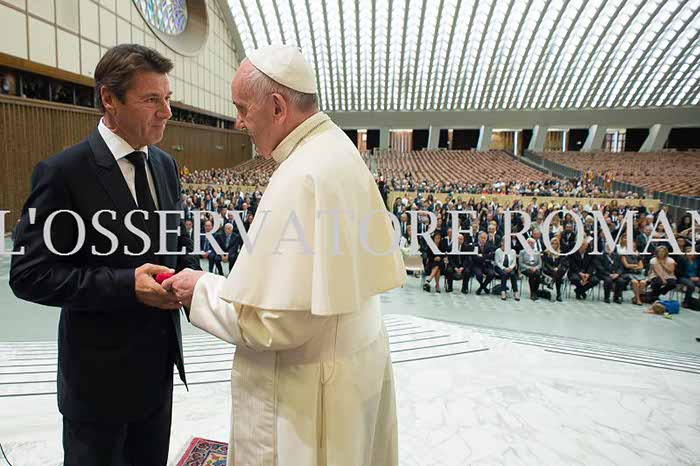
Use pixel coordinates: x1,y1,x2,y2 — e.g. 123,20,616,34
102,70,172,147
204,221,213,233
185,220,193,231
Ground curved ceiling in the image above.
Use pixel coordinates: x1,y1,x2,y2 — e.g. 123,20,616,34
227,0,700,112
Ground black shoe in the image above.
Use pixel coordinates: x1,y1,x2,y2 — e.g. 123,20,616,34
423,283,431,292
575,292,583,300
446,287,453,293
532,295,539,301
556,295,563,302
614,297,622,304
461,289,469,294
476,288,483,296
582,292,587,300
604,297,611,304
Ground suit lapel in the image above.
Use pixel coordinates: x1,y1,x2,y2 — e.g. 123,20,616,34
88,128,139,214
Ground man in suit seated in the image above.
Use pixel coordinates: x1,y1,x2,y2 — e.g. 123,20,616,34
595,242,625,304
472,231,495,295
215,222,241,276
568,238,600,300
444,233,472,294
560,222,577,254
201,220,223,275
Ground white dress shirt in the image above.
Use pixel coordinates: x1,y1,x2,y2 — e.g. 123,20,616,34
97,119,160,209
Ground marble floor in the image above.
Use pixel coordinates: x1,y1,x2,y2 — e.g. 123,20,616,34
1,314,699,466
1,239,700,465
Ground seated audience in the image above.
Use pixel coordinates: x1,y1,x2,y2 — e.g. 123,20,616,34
648,246,677,299
215,223,241,276
677,244,699,308
445,234,471,294
472,232,495,296
619,236,647,306
519,237,543,300
568,239,600,300
595,242,625,304
423,231,446,293
495,238,519,301
543,237,567,302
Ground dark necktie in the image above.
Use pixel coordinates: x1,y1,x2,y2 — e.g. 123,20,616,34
126,151,159,261
503,253,509,268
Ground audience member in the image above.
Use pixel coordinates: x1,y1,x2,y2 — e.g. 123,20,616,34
495,238,519,301
543,237,567,302
648,246,677,300
595,242,625,304
519,238,543,301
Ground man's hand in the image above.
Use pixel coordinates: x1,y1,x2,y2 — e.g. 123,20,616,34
162,268,207,308
202,251,209,259
135,264,181,310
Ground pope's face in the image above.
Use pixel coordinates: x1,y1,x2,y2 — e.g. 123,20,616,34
232,63,283,158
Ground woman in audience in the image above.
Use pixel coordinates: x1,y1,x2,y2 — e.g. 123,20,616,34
648,246,677,299
543,237,567,302
519,237,543,300
423,231,446,293
548,214,563,238
619,236,647,305
494,238,520,301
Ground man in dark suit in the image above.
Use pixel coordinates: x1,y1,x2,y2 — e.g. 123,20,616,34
10,44,199,466
567,239,600,300
215,222,241,275
472,231,495,295
595,242,625,303
201,220,223,275
444,233,472,294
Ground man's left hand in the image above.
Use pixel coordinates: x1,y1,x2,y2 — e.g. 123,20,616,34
162,268,207,308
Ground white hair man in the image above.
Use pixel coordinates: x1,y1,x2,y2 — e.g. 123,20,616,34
163,45,404,466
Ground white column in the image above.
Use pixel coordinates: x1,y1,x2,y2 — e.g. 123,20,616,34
581,124,607,151
562,130,568,152
477,125,493,151
514,130,520,156
639,124,671,152
427,126,440,149
379,127,390,149
528,125,548,151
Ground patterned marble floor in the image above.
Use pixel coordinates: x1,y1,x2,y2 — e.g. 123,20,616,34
1,238,699,465
1,314,699,466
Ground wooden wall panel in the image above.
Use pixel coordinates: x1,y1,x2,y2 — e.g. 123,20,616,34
0,95,251,232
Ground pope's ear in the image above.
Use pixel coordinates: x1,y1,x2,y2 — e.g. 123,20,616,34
271,93,288,121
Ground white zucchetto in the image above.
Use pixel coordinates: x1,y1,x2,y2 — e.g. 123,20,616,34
246,44,318,94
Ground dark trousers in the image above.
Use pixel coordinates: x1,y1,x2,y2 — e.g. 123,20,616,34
522,269,541,296
63,384,173,466
496,268,518,292
601,275,625,299
544,269,565,297
473,266,494,291
446,268,472,292
679,277,700,302
208,256,223,275
569,274,600,296
650,277,677,298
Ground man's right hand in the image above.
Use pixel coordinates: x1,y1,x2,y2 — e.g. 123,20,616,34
135,264,182,310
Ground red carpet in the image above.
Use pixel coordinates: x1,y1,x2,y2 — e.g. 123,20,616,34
177,437,228,466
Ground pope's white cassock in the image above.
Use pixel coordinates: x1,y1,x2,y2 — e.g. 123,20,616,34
188,47,405,466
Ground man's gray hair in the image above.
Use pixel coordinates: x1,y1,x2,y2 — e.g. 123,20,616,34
245,59,318,112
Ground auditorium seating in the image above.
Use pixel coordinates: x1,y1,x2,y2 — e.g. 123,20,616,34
536,151,700,197
373,149,552,184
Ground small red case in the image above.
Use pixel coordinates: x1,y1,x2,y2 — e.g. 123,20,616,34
155,273,174,284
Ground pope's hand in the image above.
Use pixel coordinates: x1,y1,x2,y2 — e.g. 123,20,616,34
161,268,207,308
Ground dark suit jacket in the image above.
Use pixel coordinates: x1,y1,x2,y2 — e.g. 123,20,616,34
215,231,241,263
595,252,624,276
568,250,596,278
10,128,200,423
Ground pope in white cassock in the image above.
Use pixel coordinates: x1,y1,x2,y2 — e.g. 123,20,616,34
164,44,406,466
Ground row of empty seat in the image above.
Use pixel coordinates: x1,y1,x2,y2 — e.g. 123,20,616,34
372,150,554,184
536,151,700,197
